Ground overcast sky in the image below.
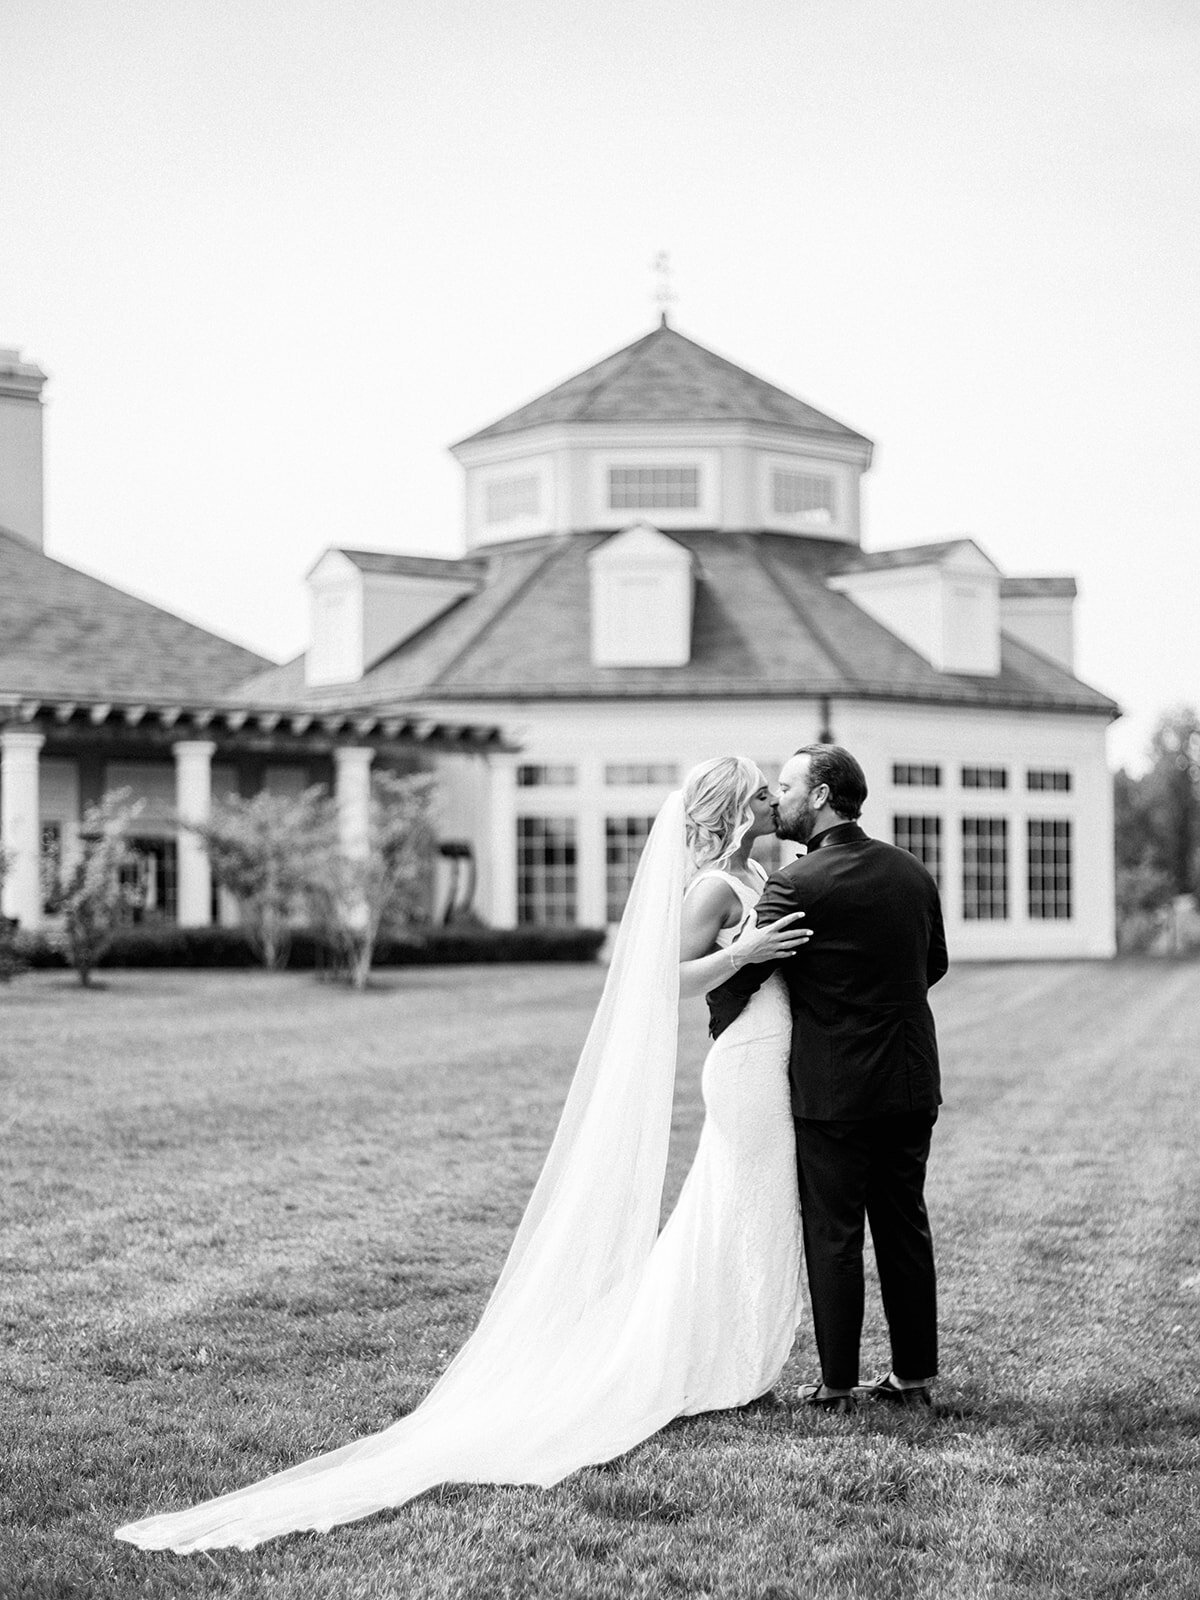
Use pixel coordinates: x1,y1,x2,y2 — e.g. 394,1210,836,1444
3,0,1197,768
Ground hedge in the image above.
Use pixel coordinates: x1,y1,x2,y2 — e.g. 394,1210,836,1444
14,923,607,971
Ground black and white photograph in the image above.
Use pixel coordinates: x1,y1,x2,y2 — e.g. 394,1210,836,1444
2,2,1197,1596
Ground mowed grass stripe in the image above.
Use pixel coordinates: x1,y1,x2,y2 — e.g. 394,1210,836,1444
2,963,1198,1599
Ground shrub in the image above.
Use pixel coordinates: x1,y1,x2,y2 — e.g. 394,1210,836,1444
14,924,607,971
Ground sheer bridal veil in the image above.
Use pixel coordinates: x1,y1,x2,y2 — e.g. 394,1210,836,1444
117,790,688,1551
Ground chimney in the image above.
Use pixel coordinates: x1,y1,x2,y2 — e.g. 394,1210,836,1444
0,348,48,550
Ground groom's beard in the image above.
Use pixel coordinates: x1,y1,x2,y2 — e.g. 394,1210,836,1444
774,795,819,844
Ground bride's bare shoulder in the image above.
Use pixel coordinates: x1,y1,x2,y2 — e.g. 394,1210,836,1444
683,872,742,921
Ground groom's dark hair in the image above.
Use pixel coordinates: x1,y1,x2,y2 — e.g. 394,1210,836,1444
794,744,867,821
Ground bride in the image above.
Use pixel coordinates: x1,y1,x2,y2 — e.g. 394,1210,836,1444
116,756,812,1552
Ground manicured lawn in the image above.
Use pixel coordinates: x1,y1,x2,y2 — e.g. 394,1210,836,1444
2,961,1198,1599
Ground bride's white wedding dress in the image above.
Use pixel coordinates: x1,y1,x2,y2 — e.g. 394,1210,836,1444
116,807,802,1553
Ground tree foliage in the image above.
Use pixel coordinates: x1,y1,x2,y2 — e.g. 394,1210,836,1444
1114,706,1200,950
190,788,329,970
191,773,438,987
46,789,146,986
307,772,437,990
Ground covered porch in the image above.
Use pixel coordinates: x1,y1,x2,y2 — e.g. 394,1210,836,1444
0,694,506,932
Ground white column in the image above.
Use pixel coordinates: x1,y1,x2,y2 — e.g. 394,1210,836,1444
174,740,216,927
576,758,607,928
1,729,44,929
487,757,518,927
334,746,374,933
334,746,374,859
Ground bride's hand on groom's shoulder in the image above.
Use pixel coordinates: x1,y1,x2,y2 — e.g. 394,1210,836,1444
732,911,811,969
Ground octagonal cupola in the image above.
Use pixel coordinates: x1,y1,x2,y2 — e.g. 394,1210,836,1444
451,317,873,551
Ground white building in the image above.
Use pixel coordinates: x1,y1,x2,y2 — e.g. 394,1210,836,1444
238,316,1120,959
0,349,501,935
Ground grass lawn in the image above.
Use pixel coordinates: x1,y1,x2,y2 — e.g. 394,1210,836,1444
2,960,1199,1599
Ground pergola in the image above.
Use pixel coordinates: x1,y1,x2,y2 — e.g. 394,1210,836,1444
0,692,507,931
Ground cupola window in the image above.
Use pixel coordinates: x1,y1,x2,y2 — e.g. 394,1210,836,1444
485,474,540,524
608,466,700,512
771,469,835,525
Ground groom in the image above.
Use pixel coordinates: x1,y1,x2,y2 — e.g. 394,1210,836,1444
707,744,947,1411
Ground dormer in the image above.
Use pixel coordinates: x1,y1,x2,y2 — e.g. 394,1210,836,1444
306,548,481,687
829,539,1002,676
1000,577,1077,672
589,524,695,667
451,319,873,549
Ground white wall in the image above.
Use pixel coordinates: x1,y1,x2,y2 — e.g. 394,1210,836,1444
455,422,871,546
833,701,1115,958
427,695,1115,959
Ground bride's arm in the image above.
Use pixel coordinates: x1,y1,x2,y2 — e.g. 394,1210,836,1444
679,879,809,1000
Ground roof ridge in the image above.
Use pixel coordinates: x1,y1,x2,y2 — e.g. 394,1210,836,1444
426,541,573,689
455,322,872,445
362,589,478,674
453,326,662,447
665,328,863,432
0,528,271,667
998,628,1117,704
563,325,663,424
748,538,861,686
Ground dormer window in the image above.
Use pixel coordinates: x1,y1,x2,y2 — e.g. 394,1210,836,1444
608,466,700,511
772,468,835,526
485,474,540,524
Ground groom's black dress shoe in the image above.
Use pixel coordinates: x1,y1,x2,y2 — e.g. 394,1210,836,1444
796,1383,856,1414
856,1374,933,1408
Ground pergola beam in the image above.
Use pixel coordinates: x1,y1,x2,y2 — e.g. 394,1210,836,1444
1,696,510,756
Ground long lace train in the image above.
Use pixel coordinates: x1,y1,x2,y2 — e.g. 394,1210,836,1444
115,800,802,1552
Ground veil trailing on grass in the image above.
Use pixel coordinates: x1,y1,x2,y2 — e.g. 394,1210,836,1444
116,791,688,1551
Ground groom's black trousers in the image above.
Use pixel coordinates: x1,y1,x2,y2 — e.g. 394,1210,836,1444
794,1112,938,1391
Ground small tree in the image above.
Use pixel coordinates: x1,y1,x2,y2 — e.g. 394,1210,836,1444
308,772,437,991
0,848,25,983
190,788,328,970
48,790,146,986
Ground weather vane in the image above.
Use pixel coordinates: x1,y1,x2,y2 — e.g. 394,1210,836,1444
651,251,676,325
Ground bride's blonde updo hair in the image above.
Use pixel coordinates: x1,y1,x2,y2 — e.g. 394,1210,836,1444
682,756,761,877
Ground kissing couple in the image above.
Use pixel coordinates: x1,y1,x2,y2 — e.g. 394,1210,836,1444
118,742,949,1552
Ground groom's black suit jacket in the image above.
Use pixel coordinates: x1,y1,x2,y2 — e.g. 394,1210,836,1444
707,823,948,1121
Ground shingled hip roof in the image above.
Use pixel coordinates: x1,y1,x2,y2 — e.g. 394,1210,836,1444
0,528,268,701
235,531,1119,719
454,321,873,447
